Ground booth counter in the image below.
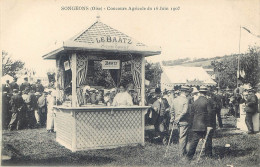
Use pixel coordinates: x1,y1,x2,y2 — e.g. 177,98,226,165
54,105,149,152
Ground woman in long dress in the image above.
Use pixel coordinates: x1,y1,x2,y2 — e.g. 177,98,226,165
46,91,56,132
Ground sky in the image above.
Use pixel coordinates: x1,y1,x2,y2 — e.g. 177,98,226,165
1,0,260,77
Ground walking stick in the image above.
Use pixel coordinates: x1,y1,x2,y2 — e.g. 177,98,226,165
196,128,212,163
164,122,175,158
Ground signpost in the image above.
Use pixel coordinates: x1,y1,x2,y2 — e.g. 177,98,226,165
101,60,120,69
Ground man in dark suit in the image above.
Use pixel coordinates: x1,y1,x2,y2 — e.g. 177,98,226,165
243,88,258,134
34,79,45,93
8,89,25,130
186,86,215,160
151,88,170,144
20,77,31,92
213,90,223,128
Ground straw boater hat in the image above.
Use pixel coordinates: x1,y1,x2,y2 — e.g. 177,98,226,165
192,87,199,94
180,86,189,91
13,89,18,93
35,92,41,96
111,88,116,92
199,86,208,92
150,88,156,94
89,88,96,92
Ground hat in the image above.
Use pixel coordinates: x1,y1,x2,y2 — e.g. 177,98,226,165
35,92,41,96
199,86,208,92
155,88,161,94
192,87,199,94
13,89,18,93
150,88,155,93
89,88,96,92
111,88,116,92
128,88,135,92
248,88,254,92
174,91,179,95
83,85,91,91
51,92,57,97
180,86,189,91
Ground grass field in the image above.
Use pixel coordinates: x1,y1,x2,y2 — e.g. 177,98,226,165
1,116,260,166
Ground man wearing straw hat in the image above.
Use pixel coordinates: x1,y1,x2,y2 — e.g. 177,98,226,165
8,89,24,131
186,86,215,161
170,85,190,156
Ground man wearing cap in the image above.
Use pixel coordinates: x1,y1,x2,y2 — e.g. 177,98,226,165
145,88,157,126
24,89,38,128
170,86,190,156
20,77,31,92
109,88,117,104
8,89,25,130
37,92,47,126
151,87,170,144
10,77,19,92
32,79,45,93
3,80,11,93
89,88,97,104
186,86,215,160
2,91,11,129
242,87,258,134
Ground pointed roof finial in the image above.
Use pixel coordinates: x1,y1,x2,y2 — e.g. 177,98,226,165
96,15,100,22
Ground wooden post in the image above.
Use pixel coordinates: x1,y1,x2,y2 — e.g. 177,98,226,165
71,53,77,107
141,55,145,106
55,56,60,100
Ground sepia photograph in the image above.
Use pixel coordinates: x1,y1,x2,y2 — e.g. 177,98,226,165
1,0,260,166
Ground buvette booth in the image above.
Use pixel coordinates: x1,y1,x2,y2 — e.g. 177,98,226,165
42,19,161,152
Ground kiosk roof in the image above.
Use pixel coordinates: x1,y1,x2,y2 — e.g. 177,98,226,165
43,20,161,59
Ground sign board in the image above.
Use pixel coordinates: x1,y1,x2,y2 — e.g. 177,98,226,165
64,61,71,71
101,60,120,69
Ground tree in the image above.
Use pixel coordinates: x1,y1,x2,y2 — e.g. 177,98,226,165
145,61,162,87
240,46,260,87
211,45,260,89
211,56,237,89
2,51,25,77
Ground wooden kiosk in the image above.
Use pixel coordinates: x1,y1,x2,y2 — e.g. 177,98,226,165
42,19,161,152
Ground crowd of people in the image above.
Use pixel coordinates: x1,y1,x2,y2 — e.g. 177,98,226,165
2,77,56,132
144,85,259,161
2,76,259,161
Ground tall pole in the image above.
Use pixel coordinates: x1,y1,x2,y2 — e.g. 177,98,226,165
237,25,241,88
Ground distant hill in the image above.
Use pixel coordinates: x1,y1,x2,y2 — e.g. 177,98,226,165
162,55,235,68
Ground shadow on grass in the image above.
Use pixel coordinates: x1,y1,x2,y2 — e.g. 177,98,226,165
145,129,179,145
214,146,255,159
2,154,116,166
213,132,241,138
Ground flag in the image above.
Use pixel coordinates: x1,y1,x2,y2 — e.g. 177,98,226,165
240,69,245,78
242,26,260,38
242,27,251,33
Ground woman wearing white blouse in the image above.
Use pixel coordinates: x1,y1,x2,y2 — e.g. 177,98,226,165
112,85,133,106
